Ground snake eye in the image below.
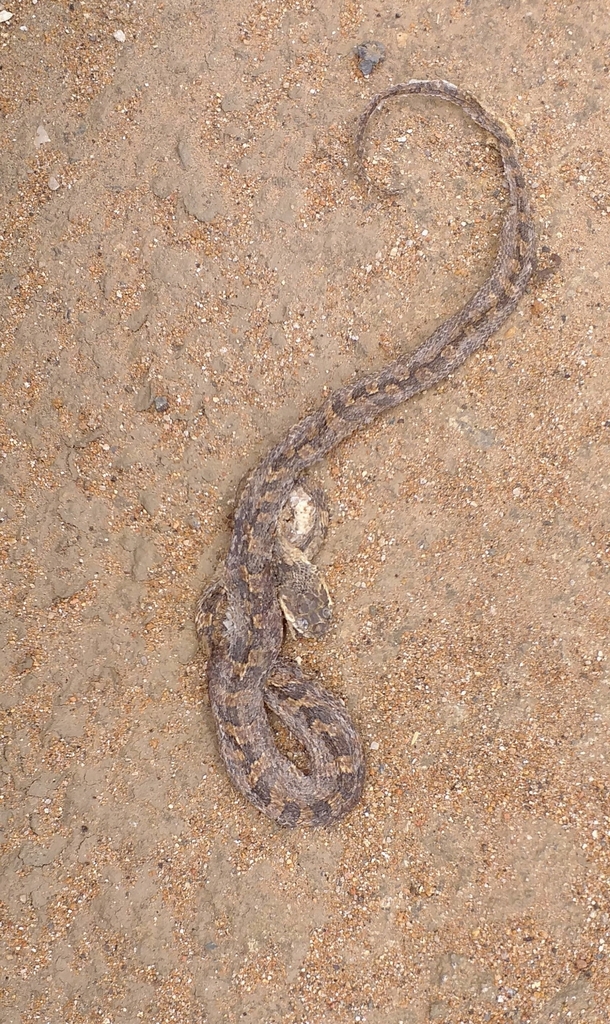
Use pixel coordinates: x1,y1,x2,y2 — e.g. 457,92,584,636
321,607,332,620
295,616,309,632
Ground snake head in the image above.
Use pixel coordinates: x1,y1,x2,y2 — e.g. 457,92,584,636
278,578,333,639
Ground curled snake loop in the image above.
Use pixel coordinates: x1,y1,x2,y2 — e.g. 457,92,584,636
195,80,536,827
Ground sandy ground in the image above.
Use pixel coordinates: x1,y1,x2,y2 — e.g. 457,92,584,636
1,0,609,1021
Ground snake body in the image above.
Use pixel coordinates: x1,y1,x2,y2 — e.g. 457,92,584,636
195,80,536,827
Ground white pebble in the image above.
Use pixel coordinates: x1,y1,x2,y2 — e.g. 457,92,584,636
34,125,50,148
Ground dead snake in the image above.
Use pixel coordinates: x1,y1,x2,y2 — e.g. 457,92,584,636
195,80,536,827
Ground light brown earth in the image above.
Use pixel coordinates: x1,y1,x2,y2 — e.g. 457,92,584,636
1,1,609,1022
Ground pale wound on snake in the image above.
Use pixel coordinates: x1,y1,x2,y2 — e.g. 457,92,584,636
195,80,536,827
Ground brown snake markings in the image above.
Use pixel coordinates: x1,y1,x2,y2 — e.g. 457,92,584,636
195,80,536,827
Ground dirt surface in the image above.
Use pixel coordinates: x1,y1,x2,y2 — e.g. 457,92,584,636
1,1,609,1021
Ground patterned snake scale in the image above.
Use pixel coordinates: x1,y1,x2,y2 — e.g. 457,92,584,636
195,80,536,827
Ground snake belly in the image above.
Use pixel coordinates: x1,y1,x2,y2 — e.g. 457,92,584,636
195,79,536,827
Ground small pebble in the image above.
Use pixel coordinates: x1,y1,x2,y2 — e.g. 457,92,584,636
177,139,193,169
139,490,160,515
153,396,169,413
34,125,50,148
354,41,386,78
113,29,126,42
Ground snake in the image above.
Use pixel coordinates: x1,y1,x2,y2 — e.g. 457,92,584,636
195,80,536,827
